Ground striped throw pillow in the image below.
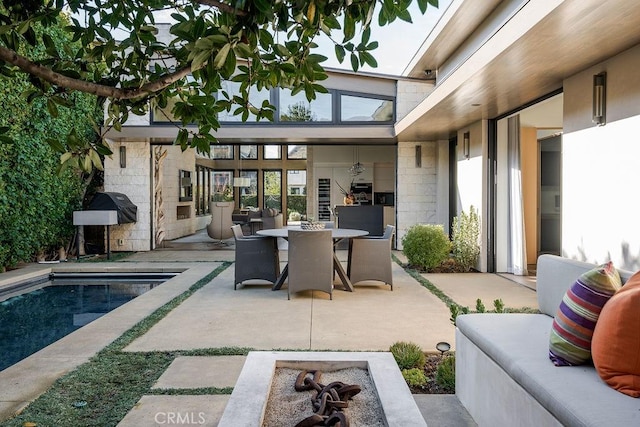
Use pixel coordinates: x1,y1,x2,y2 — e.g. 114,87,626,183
549,261,622,366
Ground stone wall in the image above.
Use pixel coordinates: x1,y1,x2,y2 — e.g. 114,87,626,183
104,140,151,252
396,140,448,250
395,80,434,121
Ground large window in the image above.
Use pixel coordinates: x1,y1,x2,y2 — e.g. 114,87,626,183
152,78,395,126
287,170,307,219
239,170,258,209
195,166,212,215
279,89,332,122
219,81,270,122
212,171,233,202
263,170,282,211
340,94,394,122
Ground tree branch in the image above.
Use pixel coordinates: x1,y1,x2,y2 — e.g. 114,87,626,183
0,46,194,100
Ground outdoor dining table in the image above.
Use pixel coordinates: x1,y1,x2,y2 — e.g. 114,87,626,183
256,226,368,292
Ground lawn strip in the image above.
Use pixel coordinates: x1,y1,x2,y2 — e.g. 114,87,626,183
149,387,233,396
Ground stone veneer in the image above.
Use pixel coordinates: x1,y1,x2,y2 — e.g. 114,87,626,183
103,140,200,252
395,80,434,121
395,140,449,250
104,140,151,252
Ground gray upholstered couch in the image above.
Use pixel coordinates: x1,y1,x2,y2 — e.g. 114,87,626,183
456,254,639,427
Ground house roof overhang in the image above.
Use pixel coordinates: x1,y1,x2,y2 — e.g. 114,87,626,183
396,0,640,141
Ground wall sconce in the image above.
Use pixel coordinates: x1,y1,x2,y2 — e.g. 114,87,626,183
415,145,422,168
463,132,470,159
119,146,126,168
592,72,606,126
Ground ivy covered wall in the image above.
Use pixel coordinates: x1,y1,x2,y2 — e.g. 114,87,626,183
0,21,102,270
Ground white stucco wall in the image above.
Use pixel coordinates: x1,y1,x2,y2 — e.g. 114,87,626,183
455,121,489,273
562,44,640,271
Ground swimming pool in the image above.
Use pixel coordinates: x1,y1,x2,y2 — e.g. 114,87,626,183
0,273,174,371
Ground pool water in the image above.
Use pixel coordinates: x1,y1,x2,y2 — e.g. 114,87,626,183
0,279,166,371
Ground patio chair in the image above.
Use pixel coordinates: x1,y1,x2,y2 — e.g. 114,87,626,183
231,225,280,290
207,201,234,242
347,225,395,290
287,229,333,300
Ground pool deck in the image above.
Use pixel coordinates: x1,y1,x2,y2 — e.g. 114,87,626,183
0,245,538,426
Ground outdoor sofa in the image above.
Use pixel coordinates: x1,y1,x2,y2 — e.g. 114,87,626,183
456,254,639,427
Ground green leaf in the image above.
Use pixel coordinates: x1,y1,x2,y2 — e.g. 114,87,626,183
176,128,188,148
222,48,236,77
306,54,327,64
398,9,412,23
47,99,59,117
191,51,210,71
360,51,378,68
254,0,271,13
350,53,359,72
362,28,371,45
47,139,66,153
343,14,355,42
334,45,345,63
42,33,58,57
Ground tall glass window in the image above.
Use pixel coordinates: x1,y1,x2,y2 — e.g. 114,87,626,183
340,95,393,122
239,170,258,209
195,166,213,215
287,170,307,220
279,90,332,122
263,170,282,211
211,171,233,202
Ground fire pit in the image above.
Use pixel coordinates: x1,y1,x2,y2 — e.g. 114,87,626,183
218,352,426,427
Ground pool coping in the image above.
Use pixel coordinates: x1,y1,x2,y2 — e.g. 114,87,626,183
0,262,221,422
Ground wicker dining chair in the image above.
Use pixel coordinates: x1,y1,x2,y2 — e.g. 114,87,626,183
347,224,395,290
231,225,280,290
287,229,334,300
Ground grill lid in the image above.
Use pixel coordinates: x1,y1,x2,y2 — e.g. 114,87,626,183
87,192,137,224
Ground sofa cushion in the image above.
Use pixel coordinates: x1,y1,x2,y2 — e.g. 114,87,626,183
549,262,621,366
457,313,640,427
592,271,640,397
263,208,278,217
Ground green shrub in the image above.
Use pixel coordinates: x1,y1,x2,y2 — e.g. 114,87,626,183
402,368,427,387
0,20,100,270
436,355,455,392
389,341,426,370
287,195,307,215
401,224,451,270
451,206,481,271
288,211,301,221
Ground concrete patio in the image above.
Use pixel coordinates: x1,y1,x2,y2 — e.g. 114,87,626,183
0,242,539,426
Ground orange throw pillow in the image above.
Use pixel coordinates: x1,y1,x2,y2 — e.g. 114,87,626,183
592,270,640,397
